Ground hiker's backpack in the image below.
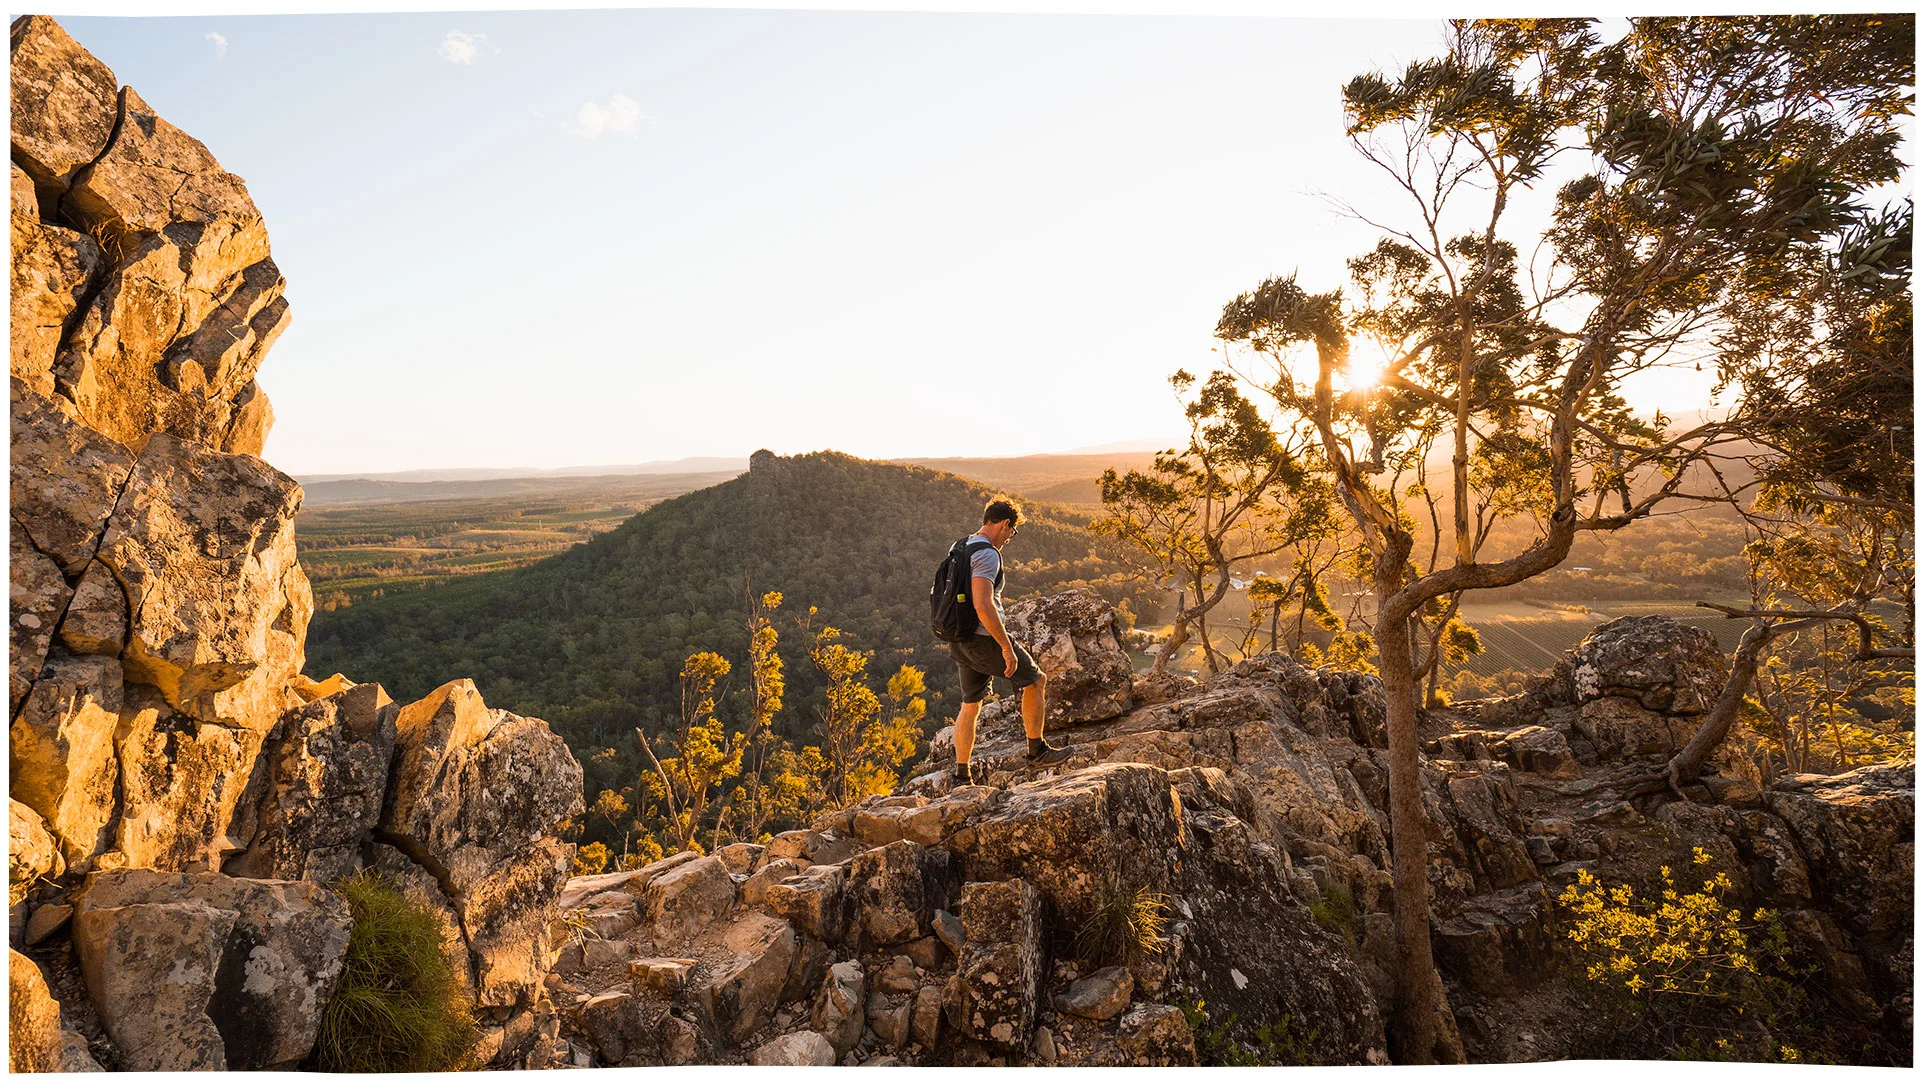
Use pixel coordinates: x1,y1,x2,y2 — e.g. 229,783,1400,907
930,536,993,642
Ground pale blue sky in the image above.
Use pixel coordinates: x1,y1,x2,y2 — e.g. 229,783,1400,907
54,9,1731,475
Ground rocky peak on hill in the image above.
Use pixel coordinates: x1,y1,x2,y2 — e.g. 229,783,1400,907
530,589,1910,1067
8,16,584,1071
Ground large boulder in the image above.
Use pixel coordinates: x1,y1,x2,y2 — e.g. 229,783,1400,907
947,763,1186,923
1550,616,1728,715
1000,588,1136,727
690,913,796,1041
1572,696,1702,761
641,853,735,945
456,836,573,1007
97,432,309,728
944,878,1045,1050
111,683,269,872
1115,1003,1198,1066
811,959,865,1057
9,651,121,865
1763,764,1914,944
376,679,580,1007
1056,965,1133,1020
70,869,352,1070
751,1029,837,1066
8,17,120,197
765,863,848,943
843,839,955,948
8,947,65,1072
379,679,583,895
8,379,136,577
225,681,398,881
576,990,656,1066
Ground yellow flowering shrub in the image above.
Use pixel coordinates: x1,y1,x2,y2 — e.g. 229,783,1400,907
1555,849,1814,1062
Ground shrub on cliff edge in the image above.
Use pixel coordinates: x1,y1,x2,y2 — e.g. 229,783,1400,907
312,871,479,1072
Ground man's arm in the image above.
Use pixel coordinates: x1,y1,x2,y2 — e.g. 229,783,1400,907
973,574,1019,676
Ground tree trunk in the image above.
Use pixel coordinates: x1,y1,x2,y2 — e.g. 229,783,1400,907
1423,631,1445,707
1150,612,1191,675
1377,600,1455,1063
1196,610,1221,673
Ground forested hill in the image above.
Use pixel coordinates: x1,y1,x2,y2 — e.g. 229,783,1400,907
303,449,1147,756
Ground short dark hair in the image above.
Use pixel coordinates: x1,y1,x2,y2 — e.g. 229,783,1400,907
983,498,1021,526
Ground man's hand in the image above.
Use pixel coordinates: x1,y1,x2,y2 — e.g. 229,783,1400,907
1001,642,1018,677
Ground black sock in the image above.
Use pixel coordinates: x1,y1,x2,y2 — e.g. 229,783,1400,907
952,761,973,784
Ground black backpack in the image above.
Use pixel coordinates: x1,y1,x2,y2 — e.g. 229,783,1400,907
930,536,994,642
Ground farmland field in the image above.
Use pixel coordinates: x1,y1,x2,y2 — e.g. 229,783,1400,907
296,471,738,607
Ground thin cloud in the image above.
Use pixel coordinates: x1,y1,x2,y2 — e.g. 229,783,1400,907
439,30,496,64
205,32,227,57
571,95,644,139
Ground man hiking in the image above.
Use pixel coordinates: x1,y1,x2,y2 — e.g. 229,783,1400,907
949,498,1070,786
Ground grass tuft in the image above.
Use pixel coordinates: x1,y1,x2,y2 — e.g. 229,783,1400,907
1076,880,1171,966
312,871,481,1072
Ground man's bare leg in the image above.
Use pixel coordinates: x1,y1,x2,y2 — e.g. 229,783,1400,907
1021,674,1048,739
955,699,981,767
1021,672,1068,761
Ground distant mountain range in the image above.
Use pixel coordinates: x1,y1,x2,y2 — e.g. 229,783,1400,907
294,445,1176,488
296,450,1166,509
299,470,743,508
294,457,750,485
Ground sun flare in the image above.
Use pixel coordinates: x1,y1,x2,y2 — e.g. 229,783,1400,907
1344,340,1391,390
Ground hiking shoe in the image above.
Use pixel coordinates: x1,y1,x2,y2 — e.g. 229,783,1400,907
1026,735,1071,766
951,762,975,787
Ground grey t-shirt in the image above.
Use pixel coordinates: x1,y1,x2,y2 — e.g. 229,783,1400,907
967,533,1003,637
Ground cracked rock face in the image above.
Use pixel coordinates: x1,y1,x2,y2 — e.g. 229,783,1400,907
100,432,310,727
10,17,586,1068
70,869,352,1070
225,682,399,882
12,14,287,459
11,651,122,866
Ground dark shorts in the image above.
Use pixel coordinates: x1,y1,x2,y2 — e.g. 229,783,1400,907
950,636,1041,703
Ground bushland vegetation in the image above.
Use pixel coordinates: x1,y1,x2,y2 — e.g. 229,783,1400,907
1553,849,1900,1063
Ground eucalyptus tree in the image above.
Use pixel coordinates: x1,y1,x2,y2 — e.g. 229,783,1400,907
1095,369,1343,675
1639,201,1915,800
1215,16,1913,1063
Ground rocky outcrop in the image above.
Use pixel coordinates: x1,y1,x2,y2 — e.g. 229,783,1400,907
98,431,310,727
9,16,584,1071
999,588,1136,727
12,16,284,457
1549,615,1729,714
531,603,1909,1068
